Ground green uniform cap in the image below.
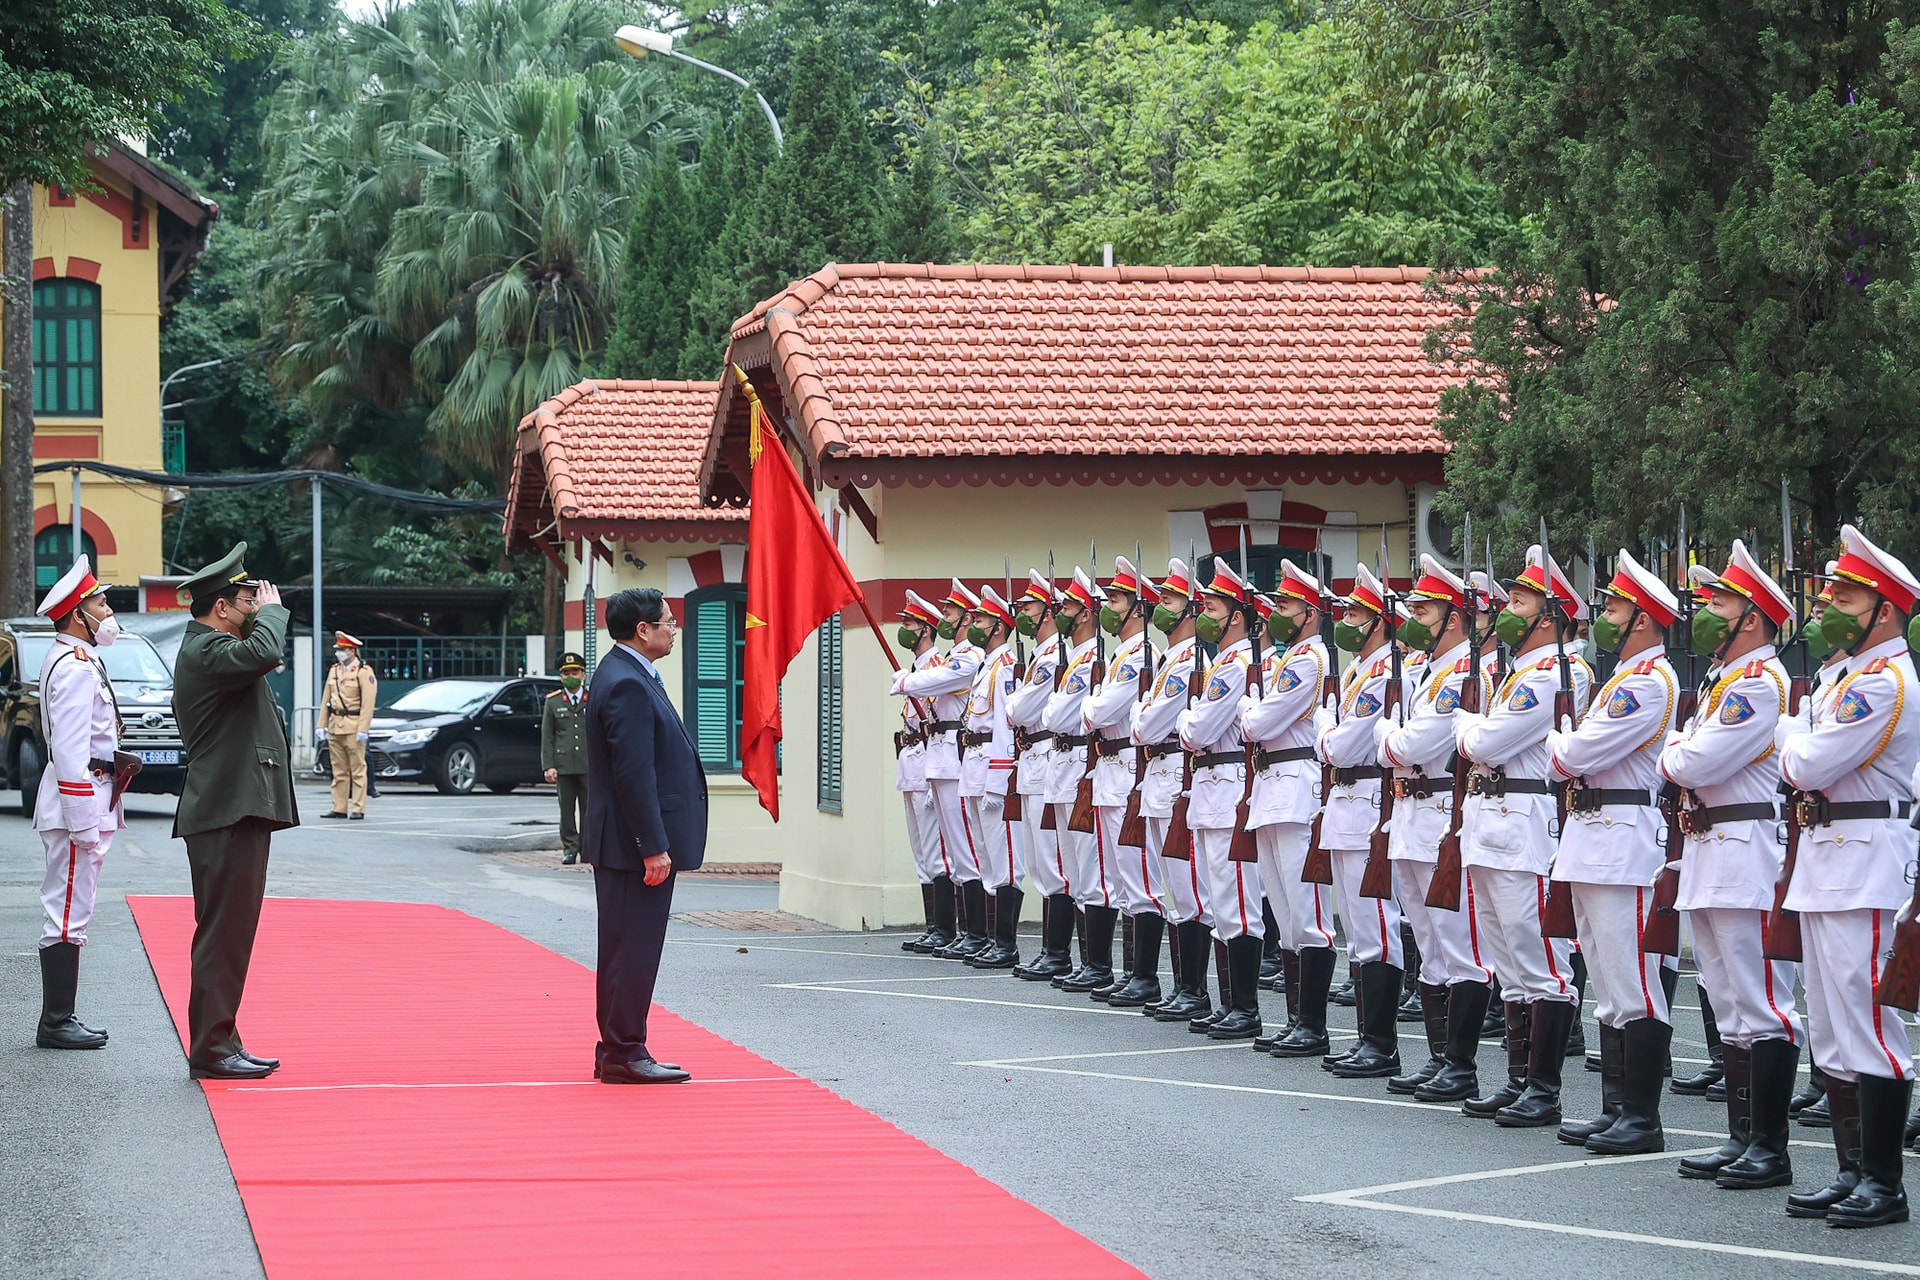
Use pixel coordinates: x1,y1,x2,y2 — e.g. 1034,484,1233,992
558,651,587,671
178,541,259,607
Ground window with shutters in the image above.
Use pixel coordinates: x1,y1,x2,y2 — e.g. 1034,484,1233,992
817,614,843,813
682,584,746,771
33,279,102,417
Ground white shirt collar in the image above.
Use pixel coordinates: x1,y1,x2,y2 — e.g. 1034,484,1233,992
617,641,660,679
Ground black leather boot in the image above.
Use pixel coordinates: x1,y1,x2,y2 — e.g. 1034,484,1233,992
937,880,992,959
1906,1102,1919,1150
970,886,1023,969
1787,1078,1861,1218
1825,1074,1912,1228
1059,905,1118,991
905,882,938,950
1416,979,1492,1103
1052,906,1098,988
1332,961,1403,1078
36,943,107,1050
1586,1018,1670,1155
1791,1065,1828,1116
1397,924,1423,1021
1672,985,1724,1095
1715,1037,1797,1189
1680,1042,1753,1179
1191,939,1232,1032
1658,964,1679,1076
1255,949,1300,1050
1270,946,1334,1057
1561,1022,1624,1145
1564,951,1588,1060
916,875,957,953
1107,913,1165,1007
1389,982,1449,1094
1014,893,1076,980
1464,1001,1530,1118
1497,999,1574,1127
1208,935,1263,1039
1332,960,1359,1007
1155,921,1214,1022
1259,902,1284,988
1481,989,1507,1040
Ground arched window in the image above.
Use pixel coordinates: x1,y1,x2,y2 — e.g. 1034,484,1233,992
34,279,103,417
35,526,99,594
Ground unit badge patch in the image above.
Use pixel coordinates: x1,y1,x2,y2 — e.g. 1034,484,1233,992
1161,675,1187,699
1837,689,1874,724
1509,685,1540,711
1355,692,1382,717
1066,672,1088,695
1436,686,1461,713
1606,688,1641,719
1276,667,1302,692
1117,662,1140,684
1207,674,1235,700
1719,692,1755,725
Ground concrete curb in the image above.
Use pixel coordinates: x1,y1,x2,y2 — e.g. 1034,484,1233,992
456,831,563,853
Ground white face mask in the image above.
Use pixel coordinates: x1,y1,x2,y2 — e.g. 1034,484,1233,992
88,612,120,648
334,649,353,664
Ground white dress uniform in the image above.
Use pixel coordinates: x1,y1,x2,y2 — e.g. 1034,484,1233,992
962,638,1022,890
1243,613,1335,955
1043,627,1102,906
1008,626,1065,897
1086,624,1159,915
896,646,943,885
35,632,124,948
1133,629,1208,925
1178,636,1260,940
900,634,984,886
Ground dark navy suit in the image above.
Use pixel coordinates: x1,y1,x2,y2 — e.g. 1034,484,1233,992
584,643,707,1065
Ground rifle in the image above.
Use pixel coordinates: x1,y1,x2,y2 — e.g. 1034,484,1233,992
1301,527,1338,886
1764,480,1808,962
1641,511,1697,956
1874,882,1920,1011
1067,540,1102,835
1162,540,1201,862
1041,551,1060,832
1539,518,1580,938
1119,541,1154,848
1427,515,1482,912
1359,527,1399,898
1229,523,1262,863
1003,553,1024,822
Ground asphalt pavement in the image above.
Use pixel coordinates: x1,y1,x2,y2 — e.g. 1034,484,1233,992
2,779,1916,1279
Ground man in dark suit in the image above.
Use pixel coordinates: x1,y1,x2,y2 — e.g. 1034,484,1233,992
585,588,707,1084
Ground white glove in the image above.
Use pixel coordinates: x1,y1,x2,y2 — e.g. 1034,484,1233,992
356,732,368,743
890,670,908,695
1544,729,1572,764
1557,713,1576,735
1314,707,1336,738
316,725,327,743
1774,708,1811,753
1370,715,1395,749
70,834,99,857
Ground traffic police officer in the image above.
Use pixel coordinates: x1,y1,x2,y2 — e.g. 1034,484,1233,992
542,652,589,864
318,631,377,819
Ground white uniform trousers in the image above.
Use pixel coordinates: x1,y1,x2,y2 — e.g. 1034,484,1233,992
1254,823,1335,951
41,828,112,948
1102,805,1164,916
1145,816,1211,926
928,778,983,884
1801,908,1914,1083
1022,803,1069,897
1467,867,1576,1005
904,791,944,884
1327,847,1403,967
1686,907,1805,1048
966,794,1024,890
1396,858,1492,986
1195,828,1265,941
1570,882,1669,1028
1063,804,1116,909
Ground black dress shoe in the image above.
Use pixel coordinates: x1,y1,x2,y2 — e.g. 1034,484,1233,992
561,852,579,866
349,812,366,820
191,1053,277,1080
321,811,348,819
601,1058,691,1085
913,930,956,956
1796,1092,1832,1128
1105,977,1162,1008
36,1017,107,1050
239,1050,281,1069
594,1060,680,1078
1012,952,1073,981
968,942,1020,970
1330,981,1357,1008
1152,993,1209,1023
1057,966,1113,993
1207,1010,1263,1040
1268,1025,1331,1059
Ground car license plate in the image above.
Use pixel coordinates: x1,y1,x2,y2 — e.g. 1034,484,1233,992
137,750,179,765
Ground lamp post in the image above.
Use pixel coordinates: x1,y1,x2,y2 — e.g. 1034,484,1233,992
614,25,784,153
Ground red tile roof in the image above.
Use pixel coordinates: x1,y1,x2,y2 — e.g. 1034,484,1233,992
710,263,1470,496
505,379,743,552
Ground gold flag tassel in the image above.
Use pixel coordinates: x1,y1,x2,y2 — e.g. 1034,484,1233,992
733,364,764,466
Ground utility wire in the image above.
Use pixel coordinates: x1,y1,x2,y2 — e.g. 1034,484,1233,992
30,460,505,515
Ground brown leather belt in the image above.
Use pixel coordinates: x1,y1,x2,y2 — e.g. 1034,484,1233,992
960,731,993,748
1566,783,1655,813
1393,775,1447,799
1193,750,1244,770
1678,801,1777,834
1252,745,1316,771
1094,737,1132,758
1014,730,1053,751
1054,733,1090,748
1333,765,1383,786
1139,739,1182,761
927,719,964,735
1466,771,1550,798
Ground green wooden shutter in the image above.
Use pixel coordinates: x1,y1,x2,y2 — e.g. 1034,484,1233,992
684,587,744,771
817,615,843,813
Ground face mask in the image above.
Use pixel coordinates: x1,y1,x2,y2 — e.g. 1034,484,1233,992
1194,612,1225,645
1590,614,1625,655
562,675,582,691
1333,619,1370,653
896,625,921,650
1054,609,1079,636
1819,602,1873,654
1267,611,1302,646
1908,612,1920,653
1690,607,1733,657
1015,612,1039,638
334,648,352,663
1494,607,1533,649
1395,615,1434,651
1098,605,1126,636
1802,619,1833,661
1151,603,1183,635
966,624,990,648
86,612,120,648
235,608,259,640
936,618,957,641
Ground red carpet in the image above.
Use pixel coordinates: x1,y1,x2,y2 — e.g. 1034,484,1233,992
130,896,1144,1279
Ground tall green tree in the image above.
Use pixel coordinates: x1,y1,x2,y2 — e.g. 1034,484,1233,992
1431,4,1920,555
888,131,956,263
602,155,698,380
678,97,782,376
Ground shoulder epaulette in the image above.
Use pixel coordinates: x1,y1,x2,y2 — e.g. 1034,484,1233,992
1535,657,1556,671
1453,658,1471,673
546,689,563,698
1633,658,1658,675
1369,659,1388,677
1865,657,1890,675
1743,659,1766,677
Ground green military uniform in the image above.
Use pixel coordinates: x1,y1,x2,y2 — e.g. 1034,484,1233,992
171,543,298,1073
542,651,589,864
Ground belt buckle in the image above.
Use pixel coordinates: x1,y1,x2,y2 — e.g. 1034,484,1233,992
1465,772,1486,797
1566,782,1599,815
1795,792,1827,829
1391,777,1412,800
1679,805,1711,836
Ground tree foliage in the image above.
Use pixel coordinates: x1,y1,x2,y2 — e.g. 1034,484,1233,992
601,154,698,381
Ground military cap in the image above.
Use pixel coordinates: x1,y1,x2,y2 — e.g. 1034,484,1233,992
178,542,260,608
37,555,109,621
558,651,587,671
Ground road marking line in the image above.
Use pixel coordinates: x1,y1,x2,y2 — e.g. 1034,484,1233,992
961,1043,1265,1066
767,982,1149,1015
793,974,1034,985
962,1062,1444,1108
672,942,930,961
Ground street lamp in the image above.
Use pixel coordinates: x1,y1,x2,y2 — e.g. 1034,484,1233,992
614,25,785,154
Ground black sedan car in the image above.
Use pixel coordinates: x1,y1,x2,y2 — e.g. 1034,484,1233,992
354,676,563,795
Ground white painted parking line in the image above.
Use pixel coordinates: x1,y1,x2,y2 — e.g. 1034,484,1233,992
1299,1152,1920,1276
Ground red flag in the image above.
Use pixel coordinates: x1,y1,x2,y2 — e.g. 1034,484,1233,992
740,395,863,820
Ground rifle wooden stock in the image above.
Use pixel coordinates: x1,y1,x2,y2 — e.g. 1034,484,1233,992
1873,900,1920,1011
1640,685,1699,955
1066,656,1106,834
1540,687,1578,938
1359,677,1403,899
1300,665,1341,886
1426,670,1481,912
1002,658,1027,821
1229,749,1260,862
1162,788,1194,860
1041,802,1057,830
1762,674,1812,962
1117,650,1154,846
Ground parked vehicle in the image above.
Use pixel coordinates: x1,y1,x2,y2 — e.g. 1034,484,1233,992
2,617,188,819
354,676,562,795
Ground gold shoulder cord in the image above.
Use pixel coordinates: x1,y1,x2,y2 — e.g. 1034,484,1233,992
1827,663,1906,770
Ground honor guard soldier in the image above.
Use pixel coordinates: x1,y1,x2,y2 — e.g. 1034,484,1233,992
1778,527,1918,1227
318,631,377,819
1178,561,1265,1040
1045,569,1115,991
1134,558,1215,1021
899,579,988,958
1658,540,1806,1190
1373,557,1490,1094
1244,562,1341,1059
894,593,950,952
542,652,589,865
30,557,122,1050
1547,549,1680,1154
1452,545,1590,1127
1084,557,1163,1005
1010,571,1075,980
960,586,1025,969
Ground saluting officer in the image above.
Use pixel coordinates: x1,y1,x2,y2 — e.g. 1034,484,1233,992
1658,541,1806,1190
1010,572,1075,980
30,557,122,1050
1778,527,1919,1227
960,585,1024,969
318,631,377,820
1547,549,1681,1155
541,652,589,865
894,593,950,953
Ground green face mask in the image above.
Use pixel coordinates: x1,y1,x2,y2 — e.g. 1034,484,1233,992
1690,607,1734,656
562,675,582,691
896,625,921,650
1820,602,1872,655
236,609,259,640
1267,610,1302,646
1802,618,1834,661
1194,612,1225,645
1494,607,1533,649
1151,603,1183,635
936,618,957,641
1908,612,1920,653
967,624,991,648
1396,615,1435,651
1590,613,1625,656
1054,609,1080,636
1333,619,1369,653
1014,612,1040,638
1099,605,1126,636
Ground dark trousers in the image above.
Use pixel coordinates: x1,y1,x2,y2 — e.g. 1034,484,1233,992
556,773,586,856
184,818,272,1064
595,864,676,1066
